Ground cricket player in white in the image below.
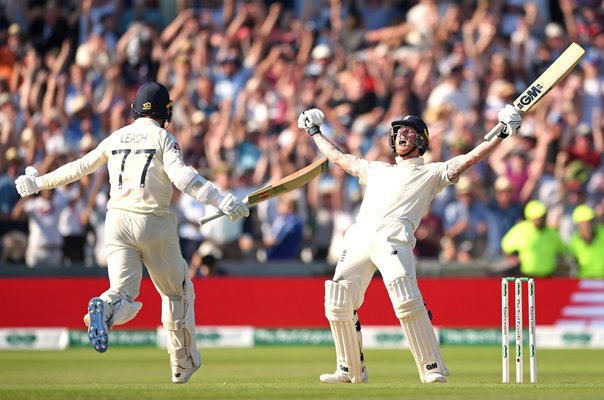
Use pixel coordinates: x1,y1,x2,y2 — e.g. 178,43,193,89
15,82,249,384
298,105,522,384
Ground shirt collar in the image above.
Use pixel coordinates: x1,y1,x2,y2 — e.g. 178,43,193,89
134,117,162,128
395,156,424,166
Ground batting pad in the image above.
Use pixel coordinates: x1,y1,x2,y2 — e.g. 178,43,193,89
161,280,201,368
112,299,142,326
324,280,363,383
98,292,142,327
387,277,448,382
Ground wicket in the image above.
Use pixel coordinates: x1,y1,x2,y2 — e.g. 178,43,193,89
501,277,536,384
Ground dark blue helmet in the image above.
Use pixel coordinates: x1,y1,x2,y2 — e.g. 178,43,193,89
131,82,173,124
388,115,430,155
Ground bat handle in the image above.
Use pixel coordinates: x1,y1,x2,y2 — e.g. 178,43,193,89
483,122,505,141
197,199,252,226
198,211,226,226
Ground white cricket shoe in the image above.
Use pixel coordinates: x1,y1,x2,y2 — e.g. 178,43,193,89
424,372,447,383
86,297,112,353
172,363,200,384
319,367,368,384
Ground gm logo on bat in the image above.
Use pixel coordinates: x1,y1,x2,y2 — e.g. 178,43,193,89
517,84,543,110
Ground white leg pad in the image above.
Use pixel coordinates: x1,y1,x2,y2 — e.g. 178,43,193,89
387,277,448,382
161,281,201,368
352,311,366,369
109,298,142,326
84,291,143,328
324,280,363,383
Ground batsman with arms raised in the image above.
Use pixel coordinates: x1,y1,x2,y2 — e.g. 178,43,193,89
298,104,522,383
15,82,249,383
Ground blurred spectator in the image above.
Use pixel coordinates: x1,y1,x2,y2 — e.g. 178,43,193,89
414,205,444,260
189,241,228,279
57,181,87,266
489,143,530,202
568,205,604,278
199,165,245,260
441,176,488,263
28,1,72,57
501,200,566,278
11,188,68,267
176,190,205,265
485,176,522,261
0,147,23,227
0,1,602,275
262,194,304,260
0,230,27,263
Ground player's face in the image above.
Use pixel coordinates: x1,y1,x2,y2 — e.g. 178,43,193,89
395,126,420,154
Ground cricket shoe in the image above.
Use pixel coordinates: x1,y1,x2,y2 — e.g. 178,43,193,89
172,362,200,384
86,297,112,353
319,366,368,384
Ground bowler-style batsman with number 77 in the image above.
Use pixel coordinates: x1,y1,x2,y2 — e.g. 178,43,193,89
14,82,249,384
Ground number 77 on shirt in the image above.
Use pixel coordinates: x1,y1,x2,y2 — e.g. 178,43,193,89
198,157,329,225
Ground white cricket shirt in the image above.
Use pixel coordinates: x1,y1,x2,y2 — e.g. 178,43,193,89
41,118,188,215
355,157,453,231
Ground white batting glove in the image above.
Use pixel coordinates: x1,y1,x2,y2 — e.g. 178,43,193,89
15,166,41,197
218,193,250,221
297,108,325,136
497,104,522,138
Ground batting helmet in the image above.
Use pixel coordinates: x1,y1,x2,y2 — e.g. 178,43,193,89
388,115,430,155
131,82,173,124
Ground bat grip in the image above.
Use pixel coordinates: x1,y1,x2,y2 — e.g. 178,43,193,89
483,122,505,141
198,211,225,226
197,199,252,226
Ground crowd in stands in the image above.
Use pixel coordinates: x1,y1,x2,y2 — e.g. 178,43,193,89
0,0,603,278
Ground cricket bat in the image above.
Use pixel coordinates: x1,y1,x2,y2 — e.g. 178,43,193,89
484,42,586,141
198,156,329,225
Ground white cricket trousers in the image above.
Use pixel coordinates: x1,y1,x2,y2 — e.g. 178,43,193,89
332,220,417,309
104,209,191,304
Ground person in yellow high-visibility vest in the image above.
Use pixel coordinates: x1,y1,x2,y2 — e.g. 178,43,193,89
568,205,604,278
501,200,566,277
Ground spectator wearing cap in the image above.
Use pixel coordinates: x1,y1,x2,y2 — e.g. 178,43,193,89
501,200,566,278
543,22,567,58
485,176,523,261
568,205,604,278
441,176,489,262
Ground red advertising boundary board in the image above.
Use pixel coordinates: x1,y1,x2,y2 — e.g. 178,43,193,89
0,277,582,329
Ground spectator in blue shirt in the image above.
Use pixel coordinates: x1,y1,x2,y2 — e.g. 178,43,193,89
263,194,304,260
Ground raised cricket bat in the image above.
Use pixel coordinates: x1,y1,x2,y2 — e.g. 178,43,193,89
198,156,329,225
484,42,585,141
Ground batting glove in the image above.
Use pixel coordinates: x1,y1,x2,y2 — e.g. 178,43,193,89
15,166,41,197
218,193,250,221
297,108,325,136
497,104,522,138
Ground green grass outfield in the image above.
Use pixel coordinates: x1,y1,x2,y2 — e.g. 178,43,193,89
1,346,603,400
